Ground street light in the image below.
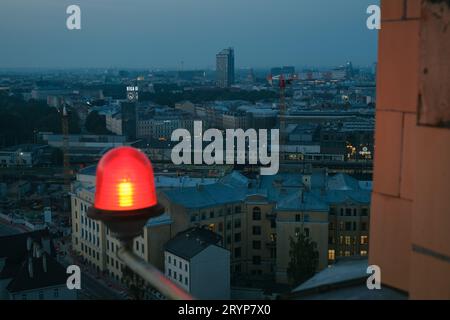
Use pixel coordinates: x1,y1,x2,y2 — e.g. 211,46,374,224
88,146,193,300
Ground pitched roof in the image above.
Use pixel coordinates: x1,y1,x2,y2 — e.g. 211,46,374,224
6,253,68,293
164,227,223,260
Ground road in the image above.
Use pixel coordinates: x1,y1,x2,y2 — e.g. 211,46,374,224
78,272,125,300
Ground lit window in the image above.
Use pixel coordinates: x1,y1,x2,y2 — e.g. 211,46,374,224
361,236,368,245
328,250,335,260
345,236,351,245
360,250,368,256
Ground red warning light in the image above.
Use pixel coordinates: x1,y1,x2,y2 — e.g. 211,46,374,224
94,146,157,211
88,146,164,240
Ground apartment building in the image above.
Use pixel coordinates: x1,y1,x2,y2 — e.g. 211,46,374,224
164,227,230,299
159,170,371,284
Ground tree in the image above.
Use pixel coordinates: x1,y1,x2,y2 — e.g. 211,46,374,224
287,231,319,286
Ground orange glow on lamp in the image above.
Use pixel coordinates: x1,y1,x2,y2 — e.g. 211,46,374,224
88,146,164,240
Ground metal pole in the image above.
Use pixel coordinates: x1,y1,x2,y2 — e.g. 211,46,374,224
117,244,194,300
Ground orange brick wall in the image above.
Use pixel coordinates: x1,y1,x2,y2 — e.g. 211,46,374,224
369,0,450,299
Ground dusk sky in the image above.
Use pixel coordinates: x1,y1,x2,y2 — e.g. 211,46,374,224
0,0,379,69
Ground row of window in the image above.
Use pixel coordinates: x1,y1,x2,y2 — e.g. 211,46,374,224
80,214,99,232
330,207,369,217
167,255,189,272
190,206,242,222
329,235,369,245
167,268,189,286
81,243,100,261
328,249,368,260
329,221,368,232
81,228,99,246
107,255,122,271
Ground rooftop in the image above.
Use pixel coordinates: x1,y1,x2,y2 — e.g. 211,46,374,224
164,227,223,261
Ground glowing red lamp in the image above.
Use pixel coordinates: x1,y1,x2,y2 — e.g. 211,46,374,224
88,146,164,240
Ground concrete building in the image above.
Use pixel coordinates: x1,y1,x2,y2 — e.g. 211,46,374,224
164,227,230,299
369,0,450,299
216,48,235,88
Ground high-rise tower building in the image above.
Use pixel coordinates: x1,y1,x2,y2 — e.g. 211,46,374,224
216,48,235,88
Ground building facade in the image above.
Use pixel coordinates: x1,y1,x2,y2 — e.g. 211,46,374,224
216,48,235,88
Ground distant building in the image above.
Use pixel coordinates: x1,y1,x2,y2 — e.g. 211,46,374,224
216,48,235,88
0,230,76,300
121,102,137,141
270,66,296,78
164,227,230,299
0,144,47,168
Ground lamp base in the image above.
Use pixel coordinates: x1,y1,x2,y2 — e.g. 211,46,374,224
87,204,164,241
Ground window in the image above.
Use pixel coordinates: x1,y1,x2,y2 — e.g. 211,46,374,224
168,255,171,264
360,250,368,256
329,222,334,230
295,214,301,222
345,222,352,231
226,221,231,230
353,222,357,231
328,250,335,260
328,236,334,244
252,240,261,250
235,206,241,213
304,228,310,237
209,211,214,218
185,264,188,272
179,261,182,269
252,256,261,265
353,208,357,216
179,274,182,282
234,233,241,243
361,236,368,245
168,269,172,277
185,277,188,286
345,208,352,216
344,251,351,257
201,212,206,220
330,207,336,215
173,258,177,266
234,219,241,229
340,208,344,216
361,208,369,216
345,236,351,245
234,247,241,258
252,226,261,235
252,207,261,220
174,271,177,279
361,222,367,231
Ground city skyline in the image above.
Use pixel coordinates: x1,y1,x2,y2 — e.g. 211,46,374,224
0,0,379,69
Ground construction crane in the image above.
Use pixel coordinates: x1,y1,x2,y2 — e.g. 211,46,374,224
59,101,70,194
267,73,298,163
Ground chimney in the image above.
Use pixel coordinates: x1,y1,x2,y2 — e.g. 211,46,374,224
28,257,33,278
